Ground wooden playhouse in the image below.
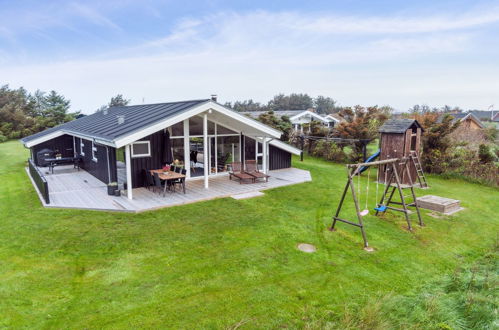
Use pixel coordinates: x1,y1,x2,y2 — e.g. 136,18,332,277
378,119,424,185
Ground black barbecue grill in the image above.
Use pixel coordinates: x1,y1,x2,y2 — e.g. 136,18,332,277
35,148,55,167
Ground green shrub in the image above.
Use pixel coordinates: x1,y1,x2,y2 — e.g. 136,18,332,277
325,143,347,162
7,131,21,139
478,144,494,163
310,140,347,163
0,134,7,143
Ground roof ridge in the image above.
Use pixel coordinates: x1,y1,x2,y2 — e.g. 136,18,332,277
108,98,210,109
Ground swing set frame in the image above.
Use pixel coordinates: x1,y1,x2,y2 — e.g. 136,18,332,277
329,157,423,250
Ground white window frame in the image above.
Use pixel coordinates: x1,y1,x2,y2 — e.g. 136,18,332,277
80,139,85,156
131,141,151,158
91,141,98,162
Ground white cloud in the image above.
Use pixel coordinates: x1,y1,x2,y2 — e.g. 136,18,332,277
68,2,122,31
1,7,499,112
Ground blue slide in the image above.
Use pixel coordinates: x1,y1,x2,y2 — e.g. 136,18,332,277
358,149,381,174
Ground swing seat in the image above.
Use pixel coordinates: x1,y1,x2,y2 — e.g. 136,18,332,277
374,205,387,212
360,209,369,216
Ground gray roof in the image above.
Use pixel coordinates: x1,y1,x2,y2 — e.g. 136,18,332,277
378,119,423,133
437,112,484,127
21,99,210,144
469,110,496,121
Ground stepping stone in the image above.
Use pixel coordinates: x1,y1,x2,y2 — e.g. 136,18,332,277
297,243,316,253
231,191,264,200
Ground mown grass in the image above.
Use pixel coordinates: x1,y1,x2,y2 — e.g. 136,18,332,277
0,140,497,328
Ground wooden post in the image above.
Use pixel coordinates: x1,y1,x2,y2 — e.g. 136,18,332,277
403,158,424,226
330,166,371,250
300,135,304,161
391,160,412,230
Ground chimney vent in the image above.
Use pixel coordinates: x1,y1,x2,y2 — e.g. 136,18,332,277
117,115,125,125
103,108,108,115
211,94,217,102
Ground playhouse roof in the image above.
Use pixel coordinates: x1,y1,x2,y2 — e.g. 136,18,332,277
378,119,424,133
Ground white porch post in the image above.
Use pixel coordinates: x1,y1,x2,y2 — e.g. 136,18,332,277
239,134,242,162
255,138,258,161
214,123,218,174
203,113,209,189
262,137,268,174
183,119,190,179
125,144,133,199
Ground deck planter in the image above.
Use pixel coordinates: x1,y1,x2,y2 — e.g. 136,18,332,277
107,182,118,195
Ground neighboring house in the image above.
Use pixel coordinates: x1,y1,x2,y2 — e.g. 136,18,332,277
439,112,486,148
324,114,343,128
440,112,485,130
242,109,342,133
21,98,302,202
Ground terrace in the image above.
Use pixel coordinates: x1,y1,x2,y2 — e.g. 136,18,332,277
27,165,312,212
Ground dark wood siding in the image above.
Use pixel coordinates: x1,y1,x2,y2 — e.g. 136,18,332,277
243,135,292,170
269,145,291,170
32,134,74,164
130,130,167,188
74,137,117,184
379,129,423,184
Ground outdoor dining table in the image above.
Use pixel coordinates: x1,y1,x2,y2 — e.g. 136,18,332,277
150,169,186,194
45,156,80,174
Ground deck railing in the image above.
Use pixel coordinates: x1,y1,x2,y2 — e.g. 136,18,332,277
28,159,50,204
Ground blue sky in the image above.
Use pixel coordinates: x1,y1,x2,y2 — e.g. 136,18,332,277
1,0,498,113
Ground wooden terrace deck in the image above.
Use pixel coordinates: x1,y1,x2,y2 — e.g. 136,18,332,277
27,165,312,212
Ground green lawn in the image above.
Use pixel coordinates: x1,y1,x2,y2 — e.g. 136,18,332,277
0,140,497,328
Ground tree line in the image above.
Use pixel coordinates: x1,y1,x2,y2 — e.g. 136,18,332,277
0,84,131,142
224,93,339,114
0,85,78,142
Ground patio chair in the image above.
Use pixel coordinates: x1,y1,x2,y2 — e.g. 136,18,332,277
217,152,231,172
229,162,255,184
245,160,270,182
153,172,167,197
73,156,82,171
142,169,154,191
173,168,187,194
174,166,181,173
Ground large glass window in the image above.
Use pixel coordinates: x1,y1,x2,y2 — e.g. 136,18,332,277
216,135,240,172
190,137,204,177
189,116,214,135
170,138,185,163
165,117,240,178
217,125,237,135
171,122,184,137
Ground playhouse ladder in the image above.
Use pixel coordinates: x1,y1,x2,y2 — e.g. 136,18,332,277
410,151,428,188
